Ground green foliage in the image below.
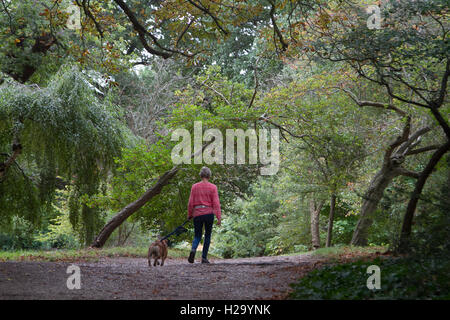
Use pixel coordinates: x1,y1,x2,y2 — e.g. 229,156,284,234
84,140,180,236
35,205,79,250
0,216,41,250
0,65,125,244
0,0,446,273
291,169,450,300
212,178,280,258
290,255,450,300
264,173,314,254
407,155,450,257
331,219,357,244
85,66,264,242
366,180,409,247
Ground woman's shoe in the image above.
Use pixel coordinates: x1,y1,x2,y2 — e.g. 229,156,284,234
188,251,195,263
201,258,210,264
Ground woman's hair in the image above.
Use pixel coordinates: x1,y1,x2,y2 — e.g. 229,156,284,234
200,166,211,179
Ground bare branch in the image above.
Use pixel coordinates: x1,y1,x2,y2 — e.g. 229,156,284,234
384,116,411,163
406,144,441,156
268,0,288,52
259,115,307,140
435,58,449,108
396,126,431,156
247,58,260,109
394,167,420,179
200,82,231,105
337,86,407,117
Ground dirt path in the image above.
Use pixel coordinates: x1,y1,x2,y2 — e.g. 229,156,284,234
0,254,323,300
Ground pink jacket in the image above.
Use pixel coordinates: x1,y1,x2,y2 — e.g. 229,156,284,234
188,181,221,221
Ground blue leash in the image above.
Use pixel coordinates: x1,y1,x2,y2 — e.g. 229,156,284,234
160,219,190,241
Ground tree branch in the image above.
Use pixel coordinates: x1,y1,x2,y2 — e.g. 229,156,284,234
396,126,431,156
268,0,288,52
113,0,194,58
76,0,104,38
338,87,407,117
406,144,441,156
384,116,411,163
247,59,260,109
435,58,449,108
0,141,22,181
186,0,228,35
394,167,419,179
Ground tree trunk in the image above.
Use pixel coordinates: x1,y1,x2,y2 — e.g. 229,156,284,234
0,141,22,181
310,198,324,250
398,141,450,252
351,166,400,246
326,194,336,247
122,223,136,245
91,167,179,248
351,121,431,246
6,34,56,83
117,224,123,246
90,138,214,248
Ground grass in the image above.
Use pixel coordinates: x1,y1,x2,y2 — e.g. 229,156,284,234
0,244,382,263
310,245,388,260
0,246,219,262
279,245,387,259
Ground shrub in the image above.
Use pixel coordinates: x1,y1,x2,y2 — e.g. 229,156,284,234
290,255,450,300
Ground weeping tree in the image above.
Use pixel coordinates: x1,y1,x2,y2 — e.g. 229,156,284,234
0,66,125,245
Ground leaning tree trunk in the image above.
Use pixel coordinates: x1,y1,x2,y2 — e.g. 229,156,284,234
351,121,433,246
310,198,324,250
351,167,400,246
91,167,180,248
90,139,214,248
326,194,336,247
398,141,450,253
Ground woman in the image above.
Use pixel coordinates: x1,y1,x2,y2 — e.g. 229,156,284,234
187,166,221,264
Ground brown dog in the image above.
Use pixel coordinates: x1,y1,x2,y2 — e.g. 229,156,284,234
148,239,168,267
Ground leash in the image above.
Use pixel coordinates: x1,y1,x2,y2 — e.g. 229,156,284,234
160,219,191,241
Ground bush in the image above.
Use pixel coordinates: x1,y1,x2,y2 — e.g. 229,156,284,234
290,255,450,300
212,180,280,258
35,205,79,249
0,216,43,250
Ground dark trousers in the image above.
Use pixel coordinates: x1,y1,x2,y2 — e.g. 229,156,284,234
191,213,214,259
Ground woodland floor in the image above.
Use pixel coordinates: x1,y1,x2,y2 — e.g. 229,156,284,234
0,253,329,300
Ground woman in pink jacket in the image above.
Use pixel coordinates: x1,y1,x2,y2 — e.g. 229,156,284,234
187,167,221,264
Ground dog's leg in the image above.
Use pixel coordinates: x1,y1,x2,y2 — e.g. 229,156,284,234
154,258,158,267
161,251,166,266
